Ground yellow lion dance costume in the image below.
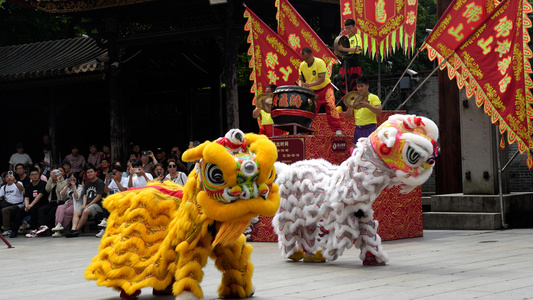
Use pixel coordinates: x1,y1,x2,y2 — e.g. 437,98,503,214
85,130,280,299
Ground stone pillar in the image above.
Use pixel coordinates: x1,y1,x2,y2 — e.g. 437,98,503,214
460,90,509,194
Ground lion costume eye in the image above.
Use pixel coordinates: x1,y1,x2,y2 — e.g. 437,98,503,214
205,163,225,186
405,146,421,166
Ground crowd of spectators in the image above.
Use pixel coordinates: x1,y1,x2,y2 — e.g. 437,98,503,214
0,141,199,239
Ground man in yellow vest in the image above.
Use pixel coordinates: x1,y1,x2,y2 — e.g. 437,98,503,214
253,84,282,137
337,18,362,96
346,76,382,148
298,47,343,136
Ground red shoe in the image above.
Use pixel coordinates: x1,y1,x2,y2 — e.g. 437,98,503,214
363,251,380,265
36,225,49,236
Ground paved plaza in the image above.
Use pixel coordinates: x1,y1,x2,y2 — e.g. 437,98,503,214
1,229,532,300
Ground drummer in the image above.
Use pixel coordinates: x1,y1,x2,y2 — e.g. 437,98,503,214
346,76,382,148
253,84,280,137
337,18,362,95
298,47,343,137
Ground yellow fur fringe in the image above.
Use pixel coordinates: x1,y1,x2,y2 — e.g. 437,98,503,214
86,132,280,299
212,220,251,247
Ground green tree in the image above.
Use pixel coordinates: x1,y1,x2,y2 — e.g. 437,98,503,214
0,1,91,46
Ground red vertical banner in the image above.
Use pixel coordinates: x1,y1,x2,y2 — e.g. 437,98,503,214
275,0,338,76
421,0,533,168
244,7,302,104
422,0,500,61
341,0,418,59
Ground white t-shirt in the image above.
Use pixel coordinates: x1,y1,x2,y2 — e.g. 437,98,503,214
165,172,188,186
0,182,24,206
127,173,153,188
108,178,129,194
9,153,33,167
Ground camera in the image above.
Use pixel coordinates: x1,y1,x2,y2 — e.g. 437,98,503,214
52,170,61,176
133,168,141,173
107,172,115,177
7,171,14,176
142,151,150,156
68,178,76,183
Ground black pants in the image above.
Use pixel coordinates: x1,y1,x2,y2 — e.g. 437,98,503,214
38,202,59,228
11,202,47,232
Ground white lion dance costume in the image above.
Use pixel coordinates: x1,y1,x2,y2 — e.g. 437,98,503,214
273,114,439,265
85,129,280,299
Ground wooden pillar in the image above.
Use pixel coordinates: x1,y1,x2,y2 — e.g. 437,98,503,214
224,0,239,130
47,98,60,168
106,13,125,165
434,0,462,194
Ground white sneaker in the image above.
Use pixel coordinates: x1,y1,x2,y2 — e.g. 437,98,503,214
95,229,105,238
25,230,38,238
36,225,49,236
52,232,62,237
335,130,343,137
2,230,12,236
97,220,107,228
52,223,64,232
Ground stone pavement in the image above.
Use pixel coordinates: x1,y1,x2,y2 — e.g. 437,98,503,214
1,229,532,300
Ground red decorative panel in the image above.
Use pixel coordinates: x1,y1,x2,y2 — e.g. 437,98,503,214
247,216,278,242
373,186,423,241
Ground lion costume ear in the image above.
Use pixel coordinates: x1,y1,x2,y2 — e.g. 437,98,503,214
243,133,269,146
182,141,210,162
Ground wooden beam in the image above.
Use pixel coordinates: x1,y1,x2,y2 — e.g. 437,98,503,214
434,0,462,194
116,25,224,48
224,0,239,130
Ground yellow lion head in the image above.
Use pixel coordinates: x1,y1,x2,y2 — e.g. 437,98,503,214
182,129,280,246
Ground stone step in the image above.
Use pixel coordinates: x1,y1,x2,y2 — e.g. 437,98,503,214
430,194,501,212
423,212,502,230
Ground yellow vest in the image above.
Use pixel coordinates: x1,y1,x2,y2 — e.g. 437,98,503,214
260,110,274,125
348,34,362,55
298,57,330,90
354,93,381,126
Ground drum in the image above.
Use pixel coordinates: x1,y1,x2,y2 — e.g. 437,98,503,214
271,85,317,128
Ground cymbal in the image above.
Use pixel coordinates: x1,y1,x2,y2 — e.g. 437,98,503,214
256,93,273,113
343,91,368,109
333,35,350,57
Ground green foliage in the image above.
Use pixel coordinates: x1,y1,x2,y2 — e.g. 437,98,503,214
0,2,93,46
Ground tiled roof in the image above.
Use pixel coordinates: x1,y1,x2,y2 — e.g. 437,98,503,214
0,36,107,81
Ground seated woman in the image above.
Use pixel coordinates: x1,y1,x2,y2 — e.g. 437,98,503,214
164,159,188,186
152,163,166,182
51,173,83,237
